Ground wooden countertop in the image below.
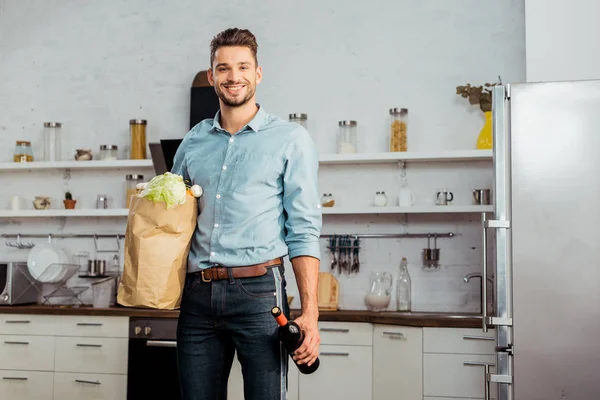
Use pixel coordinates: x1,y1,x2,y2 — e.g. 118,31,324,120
0,305,486,328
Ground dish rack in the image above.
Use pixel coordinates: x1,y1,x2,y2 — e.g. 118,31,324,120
21,263,89,305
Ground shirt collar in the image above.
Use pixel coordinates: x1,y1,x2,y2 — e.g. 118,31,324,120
210,103,266,134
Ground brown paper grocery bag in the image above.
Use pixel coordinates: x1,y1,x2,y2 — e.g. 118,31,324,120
117,194,198,310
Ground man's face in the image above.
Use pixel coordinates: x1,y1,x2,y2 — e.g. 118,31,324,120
208,46,262,108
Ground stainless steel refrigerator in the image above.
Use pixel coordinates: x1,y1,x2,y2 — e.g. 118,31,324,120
479,80,600,400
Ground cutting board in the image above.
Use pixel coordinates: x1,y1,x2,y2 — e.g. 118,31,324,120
317,272,339,311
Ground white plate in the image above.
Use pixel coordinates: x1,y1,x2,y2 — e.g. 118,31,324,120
27,244,69,283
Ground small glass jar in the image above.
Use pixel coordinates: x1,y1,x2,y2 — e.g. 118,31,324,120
337,120,358,154
100,145,118,161
374,191,388,207
126,174,144,208
321,193,335,207
289,113,308,129
389,108,408,152
43,122,62,161
130,119,147,160
13,141,34,162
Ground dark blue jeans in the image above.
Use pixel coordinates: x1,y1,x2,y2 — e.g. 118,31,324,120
177,264,290,400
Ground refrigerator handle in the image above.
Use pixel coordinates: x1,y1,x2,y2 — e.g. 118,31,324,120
481,212,488,333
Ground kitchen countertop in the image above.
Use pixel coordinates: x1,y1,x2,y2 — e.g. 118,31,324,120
0,305,487,328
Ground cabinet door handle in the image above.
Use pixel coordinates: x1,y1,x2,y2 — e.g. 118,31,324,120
320,328,349,333
4,341,29,345
147,340,177,348
3,377,28,381
76,343,103,348
5,320,31,324
75,379,101,385
321,352,350,357
382,331,406,340
464,361,495,400
463,335,495,341
76,323,103,326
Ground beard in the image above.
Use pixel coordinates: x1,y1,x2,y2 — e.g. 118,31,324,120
215,80,255,107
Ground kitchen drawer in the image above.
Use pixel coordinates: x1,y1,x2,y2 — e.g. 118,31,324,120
0,335,55,371
53,372,127,400
423,327,495,354
54,337,128,374
424,353,496,398
318,322,372,346
0,314,56,335
56,316,128,338
0,370,54,400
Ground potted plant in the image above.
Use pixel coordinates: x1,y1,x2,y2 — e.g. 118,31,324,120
456,76,502,149
63,191,76,209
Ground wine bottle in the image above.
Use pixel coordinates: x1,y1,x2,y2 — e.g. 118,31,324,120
271,306,320,374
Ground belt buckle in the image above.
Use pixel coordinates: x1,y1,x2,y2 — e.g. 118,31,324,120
201,270,212,283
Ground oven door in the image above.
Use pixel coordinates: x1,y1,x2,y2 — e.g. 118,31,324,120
127,318,180,400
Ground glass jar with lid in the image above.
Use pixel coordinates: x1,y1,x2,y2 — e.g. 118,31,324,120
389,108,408,152
43,122,62,161
337,120,358,154
374,191,388,207
130,119,147,159
100,145,118,161
321,193,335,207
289,113,308,130
125,174,144,208
14,141,34,162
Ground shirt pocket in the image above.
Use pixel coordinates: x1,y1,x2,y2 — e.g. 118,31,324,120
230,152,282,194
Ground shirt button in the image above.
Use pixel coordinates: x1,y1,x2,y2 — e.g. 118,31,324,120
210,252,215,256
222,165,227,171
214,223,219,228
216,194,221,199
229,138,234,143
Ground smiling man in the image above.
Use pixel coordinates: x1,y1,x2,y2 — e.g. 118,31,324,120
172,28,322,400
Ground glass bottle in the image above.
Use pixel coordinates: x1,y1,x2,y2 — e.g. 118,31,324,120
289,113,308,129
43,122,62,161
130,119,147,159
13,141,34,162
389,108,408,152
396,257,412,311
337,120,358,154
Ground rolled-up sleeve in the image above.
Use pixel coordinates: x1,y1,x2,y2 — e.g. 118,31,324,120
282,128,322,260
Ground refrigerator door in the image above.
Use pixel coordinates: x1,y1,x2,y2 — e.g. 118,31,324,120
510,80,600,399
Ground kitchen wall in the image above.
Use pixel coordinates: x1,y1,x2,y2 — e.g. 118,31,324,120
525,0,600,82
0,0,526,311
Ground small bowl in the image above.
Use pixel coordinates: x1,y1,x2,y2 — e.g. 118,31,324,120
75,149,93,161
33,196,51,210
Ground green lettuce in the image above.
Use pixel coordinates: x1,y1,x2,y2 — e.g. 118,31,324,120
138,172,187,209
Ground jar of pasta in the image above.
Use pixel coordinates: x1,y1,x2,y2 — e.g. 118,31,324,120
389,108,408,152
130,119,147,159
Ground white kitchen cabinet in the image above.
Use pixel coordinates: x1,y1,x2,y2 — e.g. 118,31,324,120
299,344,372,400
423,327,496,400
0,370,54,400
53,372,127,400
372,324,422,400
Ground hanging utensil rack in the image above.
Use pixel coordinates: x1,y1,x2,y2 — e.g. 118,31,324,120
2,233,123,253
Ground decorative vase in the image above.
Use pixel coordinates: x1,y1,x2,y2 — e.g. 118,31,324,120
63,199,76,209
476,111,493,149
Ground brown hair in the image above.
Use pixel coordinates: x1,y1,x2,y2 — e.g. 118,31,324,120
209,28,258,68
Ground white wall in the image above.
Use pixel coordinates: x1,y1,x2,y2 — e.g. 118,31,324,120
525,0,600,82
0,0,526,311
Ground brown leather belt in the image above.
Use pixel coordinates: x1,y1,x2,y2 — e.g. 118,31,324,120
198,257,283,282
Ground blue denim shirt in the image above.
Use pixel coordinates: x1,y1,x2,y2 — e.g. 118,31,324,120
171,105,322,272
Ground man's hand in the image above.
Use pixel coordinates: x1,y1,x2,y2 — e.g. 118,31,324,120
291,312,320,366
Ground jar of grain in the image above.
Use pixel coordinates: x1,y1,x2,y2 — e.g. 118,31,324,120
43,122,62,161
126,174,144,208
389,108,408,152
100,145,118,161
321,193,335,207
289,113,308,129
13,141,34,162
337,120,358,154
130,119,147,159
